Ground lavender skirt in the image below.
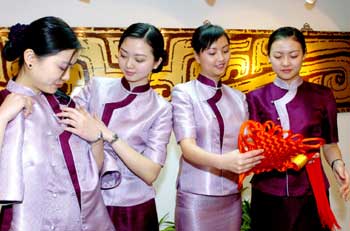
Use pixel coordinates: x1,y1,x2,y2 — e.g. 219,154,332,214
107,198,159,231
175,190,242,231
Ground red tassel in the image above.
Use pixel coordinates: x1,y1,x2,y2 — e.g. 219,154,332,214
306,157,341,230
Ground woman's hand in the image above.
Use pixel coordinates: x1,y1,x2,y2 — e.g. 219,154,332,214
220,149,264,174
57,106,102,142
0,93,33,122
332,160,350,201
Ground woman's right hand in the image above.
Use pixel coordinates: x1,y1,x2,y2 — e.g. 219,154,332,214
220,149,264,174
0,93,33,122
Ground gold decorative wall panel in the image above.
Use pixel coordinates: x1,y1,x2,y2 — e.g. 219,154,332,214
0,27,349,112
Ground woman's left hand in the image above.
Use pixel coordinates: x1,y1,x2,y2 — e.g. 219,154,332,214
333,160,350,201
57,106,102,143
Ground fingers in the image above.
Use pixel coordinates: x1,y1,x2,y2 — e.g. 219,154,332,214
59,117,78,128
23,96,34,117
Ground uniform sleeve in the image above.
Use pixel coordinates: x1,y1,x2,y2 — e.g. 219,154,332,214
323,89,339,144
0,113,25,204
171,85,196,143
246,91,261,121
143,102,173,166
100,148,121,190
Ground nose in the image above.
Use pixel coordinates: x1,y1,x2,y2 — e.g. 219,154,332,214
217,51,225,61
281,56,290,66
125,58,133,68
61,68,71,81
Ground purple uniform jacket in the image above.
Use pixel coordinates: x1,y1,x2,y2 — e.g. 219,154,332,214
246,77,338,196
74,77,172,206
0,80,115,231
172,75,248,196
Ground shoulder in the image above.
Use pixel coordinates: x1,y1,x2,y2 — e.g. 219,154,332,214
89,76,122,89
172,81,194,93
302,81,332,94
222,84,245,97
247,83,274,97
151,90,172,110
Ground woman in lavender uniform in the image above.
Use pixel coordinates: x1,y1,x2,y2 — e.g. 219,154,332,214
246,26,350,231
0,16,115,231
171,23,264,231
64,23,172,231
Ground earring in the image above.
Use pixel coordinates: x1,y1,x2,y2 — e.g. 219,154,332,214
28,64,32,69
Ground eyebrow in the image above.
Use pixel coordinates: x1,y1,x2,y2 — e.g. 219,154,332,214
120,48,147,57
208,44,229,50
273,50,301,54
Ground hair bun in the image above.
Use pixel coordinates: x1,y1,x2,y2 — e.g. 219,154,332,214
3,23,29,61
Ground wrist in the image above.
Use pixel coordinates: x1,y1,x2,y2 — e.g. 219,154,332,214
89,131,103,144
215,155,224,170
331,158,345,170
107,133,119,145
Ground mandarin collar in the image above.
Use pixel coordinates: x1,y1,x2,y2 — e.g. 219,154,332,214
121,77,150,93
273,76,303,90
197,74,222,89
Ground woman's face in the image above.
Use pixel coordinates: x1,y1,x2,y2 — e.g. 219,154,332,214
118,37,161,88
195,35,230,81
29,49,79,94
269,37,305,84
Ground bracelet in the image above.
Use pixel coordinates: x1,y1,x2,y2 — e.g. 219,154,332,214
89,131,103,144
331,158,344,170
109,133,119,145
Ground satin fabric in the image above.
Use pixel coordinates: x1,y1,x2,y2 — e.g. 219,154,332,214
0,80,115,231
172,75,247,231
175,190,242,231
172,75,248,196
74,77,172,207
246,78,337,196
107,199,159,231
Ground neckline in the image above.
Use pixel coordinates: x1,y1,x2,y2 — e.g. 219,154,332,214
121,77,150,93
197,74,222,88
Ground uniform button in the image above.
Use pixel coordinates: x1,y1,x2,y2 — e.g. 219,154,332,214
271,100,274,104
50,225,55,230
53,193,57,198
277,117,280,120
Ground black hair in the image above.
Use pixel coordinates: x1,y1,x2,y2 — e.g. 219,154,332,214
3,16,81,66
267,26,306,55
118,23,167,73
191,23,230,54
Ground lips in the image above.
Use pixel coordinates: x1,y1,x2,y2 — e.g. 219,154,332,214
124,70,135,77
281,69,292,73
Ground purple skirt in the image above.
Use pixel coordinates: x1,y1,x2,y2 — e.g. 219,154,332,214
107,198,159,231
250,188,330,231
175,190,242,231
0,205,12,231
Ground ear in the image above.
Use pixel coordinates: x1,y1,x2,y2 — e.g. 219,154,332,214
23,49,36,69
194,51,201,64
153,57,163,70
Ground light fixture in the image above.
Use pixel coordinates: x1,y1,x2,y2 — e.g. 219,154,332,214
305,0,317,4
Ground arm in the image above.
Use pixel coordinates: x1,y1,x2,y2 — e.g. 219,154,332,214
0,93,33,148
180,138,263,174
172,85,263,174
100,103,173,185
102,128,161,185
59,106,167,185
322,143,350,201
57,107,105,170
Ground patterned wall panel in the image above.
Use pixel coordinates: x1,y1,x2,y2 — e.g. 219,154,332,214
0,27,349,112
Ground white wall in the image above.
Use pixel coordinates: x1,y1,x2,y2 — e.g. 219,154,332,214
1,0,349,228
